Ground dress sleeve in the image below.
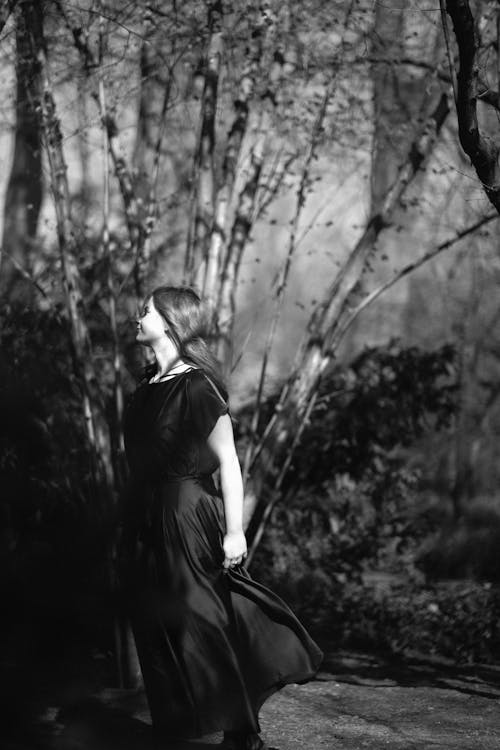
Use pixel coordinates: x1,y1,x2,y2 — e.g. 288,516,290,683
188,371,229,440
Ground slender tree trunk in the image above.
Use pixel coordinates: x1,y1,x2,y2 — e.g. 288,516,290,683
131,28,174,294
203,2,271,318
0,0,43,303
450,251,481,516
36,38,114,497
133,39,157,200
216,138,264,369
185,0,223,285
216,35,285,368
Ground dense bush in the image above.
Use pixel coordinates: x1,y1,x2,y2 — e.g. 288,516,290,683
252,342,457,573
250,342,493,662
334,580,500,664
286,341,457,488
417,495,500,582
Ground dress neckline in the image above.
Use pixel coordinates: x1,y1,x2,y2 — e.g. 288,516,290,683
147,367,199,385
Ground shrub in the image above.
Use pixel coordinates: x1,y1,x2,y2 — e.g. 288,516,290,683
335,580,500,664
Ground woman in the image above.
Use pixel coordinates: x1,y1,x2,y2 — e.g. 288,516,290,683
122,285,322,750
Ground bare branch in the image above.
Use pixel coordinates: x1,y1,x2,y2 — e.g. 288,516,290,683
0,249,62,318
0,0,16,35
316,94,450,350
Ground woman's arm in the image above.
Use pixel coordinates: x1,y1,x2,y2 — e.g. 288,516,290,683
207,413,247,568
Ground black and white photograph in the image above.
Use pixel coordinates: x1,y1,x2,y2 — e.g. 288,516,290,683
1,1,500,748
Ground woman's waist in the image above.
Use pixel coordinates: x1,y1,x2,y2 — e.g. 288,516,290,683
159,473,215,488
131,471,217,492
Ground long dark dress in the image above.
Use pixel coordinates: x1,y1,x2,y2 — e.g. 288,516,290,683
122,368,323,739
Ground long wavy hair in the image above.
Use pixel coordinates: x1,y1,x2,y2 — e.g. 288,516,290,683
144,285,226,393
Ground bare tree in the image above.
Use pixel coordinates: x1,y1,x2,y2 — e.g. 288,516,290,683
245,90,451,556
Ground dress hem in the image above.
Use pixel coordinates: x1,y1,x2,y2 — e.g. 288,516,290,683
151,662,323,740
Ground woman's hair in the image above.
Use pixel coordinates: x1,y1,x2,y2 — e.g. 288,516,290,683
145,285,226,392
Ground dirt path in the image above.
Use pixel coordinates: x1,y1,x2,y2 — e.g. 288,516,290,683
260,673,499,749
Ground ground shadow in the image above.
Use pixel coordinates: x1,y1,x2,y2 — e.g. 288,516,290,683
321,649,500,700
54,698,220,749
2,696,222,750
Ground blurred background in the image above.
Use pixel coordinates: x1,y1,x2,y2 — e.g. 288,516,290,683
1,0,500,719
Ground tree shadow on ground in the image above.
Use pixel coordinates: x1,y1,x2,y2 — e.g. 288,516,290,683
321,649,500,700
53,698,220,749
3,697,222,750
0,668,221,750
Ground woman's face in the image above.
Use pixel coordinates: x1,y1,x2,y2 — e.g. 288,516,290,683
136,297,166,345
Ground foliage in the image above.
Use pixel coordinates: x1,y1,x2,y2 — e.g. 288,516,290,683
248,342,500,662
417,495,500,582
249,341,457,570
335,580,500,665
289,341,457,488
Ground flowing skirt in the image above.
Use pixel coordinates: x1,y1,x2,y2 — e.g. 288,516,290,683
126,476,323,739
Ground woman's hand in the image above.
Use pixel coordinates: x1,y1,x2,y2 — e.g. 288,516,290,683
223,530,247,569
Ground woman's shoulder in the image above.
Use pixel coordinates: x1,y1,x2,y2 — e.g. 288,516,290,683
186,368,228,407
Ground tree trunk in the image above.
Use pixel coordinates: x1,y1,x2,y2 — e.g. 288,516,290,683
185,0,223,284
445,0,500,213
216,31,286,368
0,0,43,303
36,40,114,497
203,1,271,318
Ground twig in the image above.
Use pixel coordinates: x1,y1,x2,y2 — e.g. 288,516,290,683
439,0,459,105
0,249,63,321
